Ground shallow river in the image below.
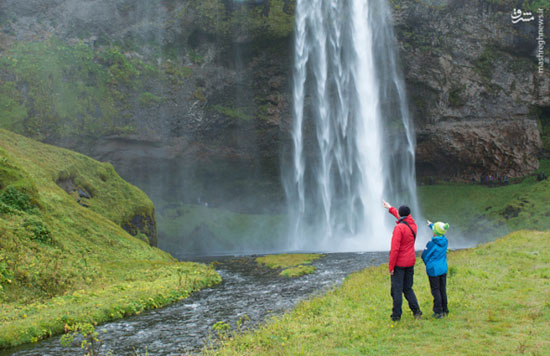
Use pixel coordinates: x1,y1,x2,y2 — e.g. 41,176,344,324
3,252,387,356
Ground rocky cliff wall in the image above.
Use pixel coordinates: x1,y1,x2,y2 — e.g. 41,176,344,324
0,0,549,203
0,0,292,215
393,0,549,180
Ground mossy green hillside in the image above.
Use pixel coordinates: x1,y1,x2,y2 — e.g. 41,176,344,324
0,129,220,348
417,161,550,241
208,230,550,355
0,129,155,236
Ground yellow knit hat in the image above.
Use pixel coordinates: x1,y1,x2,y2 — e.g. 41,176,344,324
432,222,449,236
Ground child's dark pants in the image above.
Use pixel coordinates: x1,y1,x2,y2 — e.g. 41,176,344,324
428,273,448,314
391,266,421,320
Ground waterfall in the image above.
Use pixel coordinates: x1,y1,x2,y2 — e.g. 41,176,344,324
285,0,419,251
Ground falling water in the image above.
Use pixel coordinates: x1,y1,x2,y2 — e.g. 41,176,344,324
285,0,419,251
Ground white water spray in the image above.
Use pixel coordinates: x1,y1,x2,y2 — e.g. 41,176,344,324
285,0,419,251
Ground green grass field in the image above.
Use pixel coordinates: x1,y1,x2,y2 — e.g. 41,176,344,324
205,165,550,355
208,230,550,355
0,130,220,348
417,162,550,243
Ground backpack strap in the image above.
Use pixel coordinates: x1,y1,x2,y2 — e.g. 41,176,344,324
399,220,416,240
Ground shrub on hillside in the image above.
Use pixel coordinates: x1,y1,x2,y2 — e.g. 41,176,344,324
0,256,13,301
0,186,35,213
23,216,52,244
0,201,15,215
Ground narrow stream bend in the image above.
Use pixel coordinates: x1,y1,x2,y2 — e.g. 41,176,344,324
4,252,387,356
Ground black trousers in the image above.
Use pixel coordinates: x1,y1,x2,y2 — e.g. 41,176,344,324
391,266,421,319
429,274,449,314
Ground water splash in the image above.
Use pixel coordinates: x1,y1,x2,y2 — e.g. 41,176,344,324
285,0,419,251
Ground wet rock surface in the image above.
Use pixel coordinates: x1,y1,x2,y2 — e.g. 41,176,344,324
122,213,158,247
416,118,541,178
393,0,549,179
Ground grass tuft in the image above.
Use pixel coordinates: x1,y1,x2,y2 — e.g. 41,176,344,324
256,254,323,277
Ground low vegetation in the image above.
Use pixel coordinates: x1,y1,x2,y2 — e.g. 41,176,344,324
417,160,550,242
256,254,323,277
0,130,220,348
279,265,316,278
191,0,295,40
208,230,550,355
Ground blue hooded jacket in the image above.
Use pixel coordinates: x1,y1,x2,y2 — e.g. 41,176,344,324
421,235,448,277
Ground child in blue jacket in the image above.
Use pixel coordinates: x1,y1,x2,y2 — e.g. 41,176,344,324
421,221,449,318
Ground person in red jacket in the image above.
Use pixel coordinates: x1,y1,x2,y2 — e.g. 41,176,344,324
383,200,422,321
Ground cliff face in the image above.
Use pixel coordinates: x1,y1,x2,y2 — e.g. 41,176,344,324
392,0,550,180
1,0,546,183
1,0,549,252
0,0,292,214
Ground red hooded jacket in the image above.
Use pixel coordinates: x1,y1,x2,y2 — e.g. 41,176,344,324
388,206,417,272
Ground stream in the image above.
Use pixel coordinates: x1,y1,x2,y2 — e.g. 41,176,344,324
3,252,387,356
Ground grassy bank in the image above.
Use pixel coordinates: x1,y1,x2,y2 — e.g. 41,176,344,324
208,230,550,355
256,254,324,277
417,161,550,242
0,129,220,348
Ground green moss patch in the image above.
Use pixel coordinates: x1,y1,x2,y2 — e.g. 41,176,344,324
208,231,550,355
256,254,323,277
211,105,254,121
256,254,323,269
279,265,316,278
191,0,295,40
